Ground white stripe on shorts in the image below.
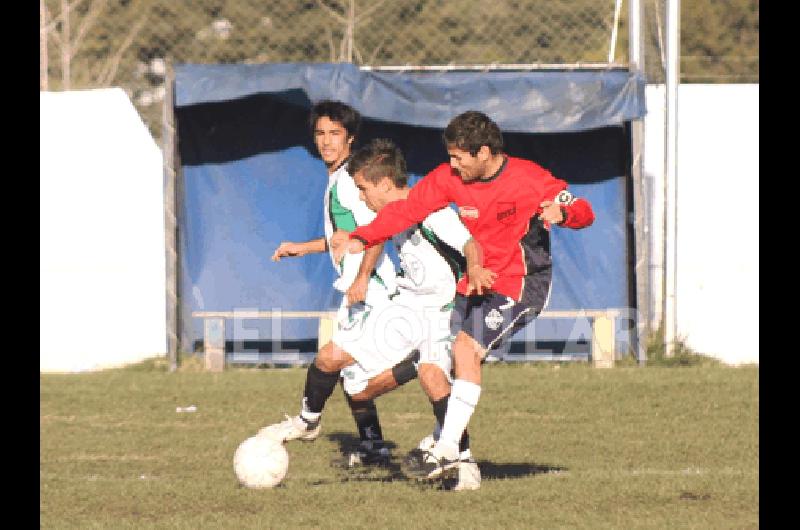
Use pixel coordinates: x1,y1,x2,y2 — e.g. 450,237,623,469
485,306,535,352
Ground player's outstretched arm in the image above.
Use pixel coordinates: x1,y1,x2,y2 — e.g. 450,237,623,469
271,237,326,261
463,238,497,295
351,167,451,248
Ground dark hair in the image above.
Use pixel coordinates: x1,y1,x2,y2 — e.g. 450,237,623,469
309,100,361,140
443,110,504,156
347,138,408,188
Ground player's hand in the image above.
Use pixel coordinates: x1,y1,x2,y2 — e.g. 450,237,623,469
331,235,365,263
329,230,352,262
346,275,369,306
539,200,565,225
466,265,497,296
271,241,304,261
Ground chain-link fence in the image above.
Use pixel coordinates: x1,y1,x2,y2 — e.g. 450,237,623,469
41,0,630,142
643,0,759,84
41,0,758,143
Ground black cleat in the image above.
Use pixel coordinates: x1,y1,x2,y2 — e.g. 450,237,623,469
402,447,426,469
332,445,391,469
401,449,459,480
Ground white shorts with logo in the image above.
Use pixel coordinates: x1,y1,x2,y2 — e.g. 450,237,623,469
333,286,455,395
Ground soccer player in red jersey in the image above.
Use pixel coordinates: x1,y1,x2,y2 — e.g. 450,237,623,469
332,110,595,480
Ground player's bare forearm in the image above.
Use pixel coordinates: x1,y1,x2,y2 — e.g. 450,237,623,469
463,237,482,275
463,238,497,295
346,242,384,305
307,237,328,253
356,242,384,281
271,237,326,261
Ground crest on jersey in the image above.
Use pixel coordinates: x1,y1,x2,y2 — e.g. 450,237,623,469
399,252,425,286
485,308,504,330
496,202,516,224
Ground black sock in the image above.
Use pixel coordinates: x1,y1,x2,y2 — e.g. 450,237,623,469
431,395,470,453
344,387,384,448
302,363,341,416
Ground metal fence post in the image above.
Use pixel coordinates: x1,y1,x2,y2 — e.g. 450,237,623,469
630,0,649,366
163,63,180,372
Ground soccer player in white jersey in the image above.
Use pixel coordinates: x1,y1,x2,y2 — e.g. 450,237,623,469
267,101,417,466
330,138,496,490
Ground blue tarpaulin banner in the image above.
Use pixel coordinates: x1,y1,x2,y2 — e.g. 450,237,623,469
174,63,643,360
176,62,645,134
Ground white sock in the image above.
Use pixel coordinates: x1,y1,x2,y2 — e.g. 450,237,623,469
436,379,482,459
300,397,321,423
459,448,472,461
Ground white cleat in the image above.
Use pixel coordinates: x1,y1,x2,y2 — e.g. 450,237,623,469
417,433,437,451
401,432,438,469
257,414,321,443
454,458,481,491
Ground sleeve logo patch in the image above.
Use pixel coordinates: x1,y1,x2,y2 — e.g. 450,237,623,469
555,190,576,205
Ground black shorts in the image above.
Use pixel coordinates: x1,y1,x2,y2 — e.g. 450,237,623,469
450,292,540,353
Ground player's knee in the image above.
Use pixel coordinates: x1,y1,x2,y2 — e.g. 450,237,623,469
454,332,484,362
314,343,348,372
452,333,484,383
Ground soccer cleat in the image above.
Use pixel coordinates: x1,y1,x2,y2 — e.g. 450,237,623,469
416,433,437,451
402,448,459,480
402,433,437,469
257,414,321,443
334,443,391,469
453,458,481,491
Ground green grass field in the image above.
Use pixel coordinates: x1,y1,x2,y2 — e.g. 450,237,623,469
40,359,758,529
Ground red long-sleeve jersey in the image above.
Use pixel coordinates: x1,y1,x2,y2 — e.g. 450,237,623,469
351,156,595,303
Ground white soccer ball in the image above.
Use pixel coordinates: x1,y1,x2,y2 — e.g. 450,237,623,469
233,435,289,489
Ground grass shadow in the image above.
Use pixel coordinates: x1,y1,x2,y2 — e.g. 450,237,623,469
429,461,567,491
325,431,399,453
316,431,406,484
477,461,567,480
315,431,566,489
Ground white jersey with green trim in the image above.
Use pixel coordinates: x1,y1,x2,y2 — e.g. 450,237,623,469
391,205,471,304
322,162,396,294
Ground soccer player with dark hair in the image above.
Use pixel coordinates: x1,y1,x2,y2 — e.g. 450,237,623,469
332,137,486,490
334,110,595,481
267,100,414,466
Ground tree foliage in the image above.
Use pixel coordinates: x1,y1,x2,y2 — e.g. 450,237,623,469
41,0,758,141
